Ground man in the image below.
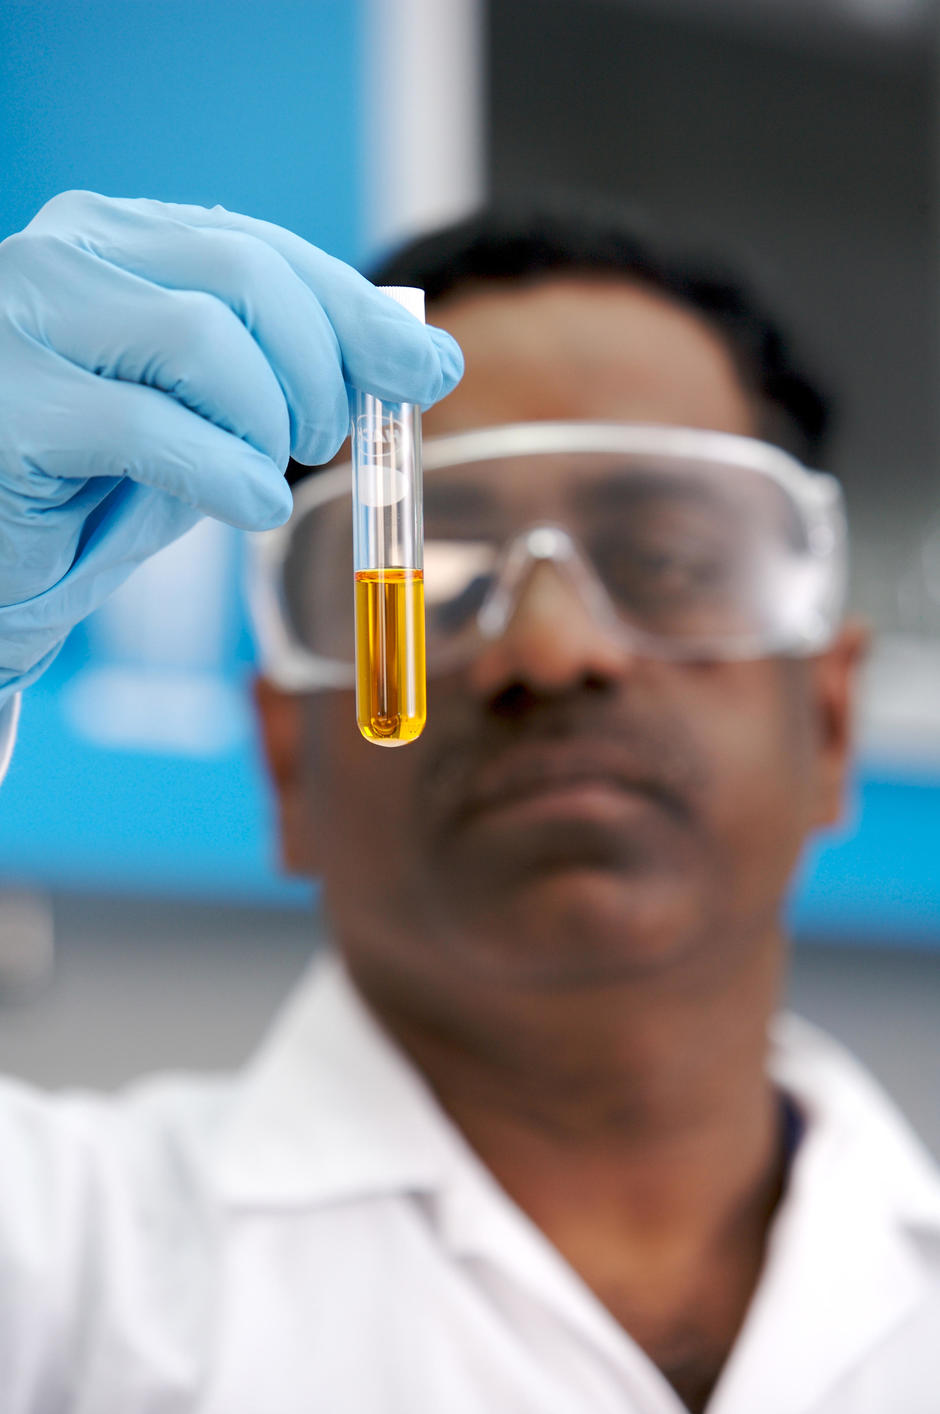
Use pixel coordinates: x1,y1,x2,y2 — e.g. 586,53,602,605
0,193,937,1413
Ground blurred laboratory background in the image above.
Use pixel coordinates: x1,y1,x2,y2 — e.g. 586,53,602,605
0,0,936,1150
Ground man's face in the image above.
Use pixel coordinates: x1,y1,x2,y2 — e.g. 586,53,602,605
258,278,861,995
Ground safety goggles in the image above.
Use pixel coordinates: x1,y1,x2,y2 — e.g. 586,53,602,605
249,422,847,690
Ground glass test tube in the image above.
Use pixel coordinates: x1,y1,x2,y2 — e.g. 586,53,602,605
351,285,427,746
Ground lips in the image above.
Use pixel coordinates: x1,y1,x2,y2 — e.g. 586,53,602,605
450,739,689,828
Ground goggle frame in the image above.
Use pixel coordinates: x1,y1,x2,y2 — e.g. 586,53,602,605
248,421,848,692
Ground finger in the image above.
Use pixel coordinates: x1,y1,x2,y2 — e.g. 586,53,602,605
6,232,295,470
30,193,465,415
0,474,122,605
47,217,355,465
0,479,203,681
12,346,293,531
200,207,467,408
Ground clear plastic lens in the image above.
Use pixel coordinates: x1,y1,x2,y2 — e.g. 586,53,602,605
261,425,846,688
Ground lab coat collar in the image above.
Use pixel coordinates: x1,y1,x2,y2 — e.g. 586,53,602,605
208,951,465,1208
768,1012,940,1233
209,950,940,1411
709,1014,940,1414
207,950,704,1394
210,954,940,1225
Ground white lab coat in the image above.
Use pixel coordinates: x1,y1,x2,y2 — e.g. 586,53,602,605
0,951,937,1413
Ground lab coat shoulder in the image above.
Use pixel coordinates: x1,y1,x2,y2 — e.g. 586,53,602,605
0,1068,233,1412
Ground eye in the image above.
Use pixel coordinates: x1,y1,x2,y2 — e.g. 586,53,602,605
424,540,498,634
594,537,729,605
430,574,493,633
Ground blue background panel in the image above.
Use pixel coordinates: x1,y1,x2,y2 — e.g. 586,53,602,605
0,0,357,909
788,770,940,947
0,0,362,257
1,2,939,948
0,653,312,906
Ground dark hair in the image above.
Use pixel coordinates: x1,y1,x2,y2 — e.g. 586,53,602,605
287,201,831,484
368,202,831,465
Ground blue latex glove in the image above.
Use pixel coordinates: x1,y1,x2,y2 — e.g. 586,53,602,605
0,191,463,703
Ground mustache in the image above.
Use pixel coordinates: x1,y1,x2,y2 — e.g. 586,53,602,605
418,694,709,826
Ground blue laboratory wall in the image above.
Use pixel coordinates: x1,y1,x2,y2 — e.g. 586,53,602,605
0,0,362,253
0,0,365,905
0,1,938,948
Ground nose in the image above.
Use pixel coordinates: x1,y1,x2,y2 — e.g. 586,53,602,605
466,556,634,700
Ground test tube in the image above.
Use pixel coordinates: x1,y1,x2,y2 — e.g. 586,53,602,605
351,285,427,746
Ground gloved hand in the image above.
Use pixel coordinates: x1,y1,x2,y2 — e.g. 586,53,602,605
0,190,463,703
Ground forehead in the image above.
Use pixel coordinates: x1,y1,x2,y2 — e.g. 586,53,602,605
422,277,757,440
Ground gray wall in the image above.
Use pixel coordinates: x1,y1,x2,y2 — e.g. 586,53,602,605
488,0,937,629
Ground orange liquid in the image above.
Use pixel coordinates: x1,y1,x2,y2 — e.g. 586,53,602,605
354,569,426,745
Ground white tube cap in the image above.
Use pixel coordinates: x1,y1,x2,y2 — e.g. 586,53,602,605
378,285,426,324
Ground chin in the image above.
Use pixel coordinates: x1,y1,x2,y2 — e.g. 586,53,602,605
441,867,703,990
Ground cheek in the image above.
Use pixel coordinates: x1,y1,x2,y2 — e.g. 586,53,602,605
300,693,428,896
694,662,819,868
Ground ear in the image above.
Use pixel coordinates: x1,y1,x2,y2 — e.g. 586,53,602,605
252,676,318,876
809,618,871,828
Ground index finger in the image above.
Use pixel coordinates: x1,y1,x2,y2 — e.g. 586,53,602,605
165,200,466,405
29,193,465,411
